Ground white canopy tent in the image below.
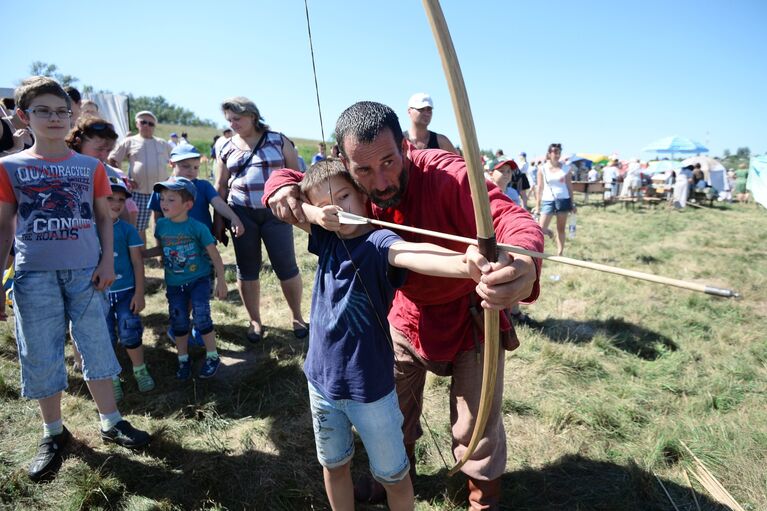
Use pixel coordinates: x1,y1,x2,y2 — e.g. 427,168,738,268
84,92,130,139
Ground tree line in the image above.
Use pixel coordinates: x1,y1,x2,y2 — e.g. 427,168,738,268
27,62,215,127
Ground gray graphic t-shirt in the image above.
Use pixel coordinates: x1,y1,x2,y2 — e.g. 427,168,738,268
0,150,111,271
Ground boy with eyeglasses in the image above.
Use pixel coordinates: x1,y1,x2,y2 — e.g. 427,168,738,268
0,76,151,483
107,110,172,244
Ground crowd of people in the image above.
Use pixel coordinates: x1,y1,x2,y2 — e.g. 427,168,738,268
0,76,546,510
0,75,753,510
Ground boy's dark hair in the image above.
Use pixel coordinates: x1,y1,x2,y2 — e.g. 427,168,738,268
65,116,118,152
162,187,195,204
15,76,71,112
300,158,361,197
181,132,188,138
64,86,81,104
334,101,403,158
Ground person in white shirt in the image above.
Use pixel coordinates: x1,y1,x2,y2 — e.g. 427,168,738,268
535,143,576,256
602,160,619,198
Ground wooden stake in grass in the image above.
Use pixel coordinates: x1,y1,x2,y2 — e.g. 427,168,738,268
338,212,741,298
680,441,745,511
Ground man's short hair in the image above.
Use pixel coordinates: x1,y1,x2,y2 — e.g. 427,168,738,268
15,76,71,112
300,158,360,197
334,101,403,158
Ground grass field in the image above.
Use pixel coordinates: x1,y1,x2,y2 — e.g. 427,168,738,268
151,123,322,172
1,195,766,510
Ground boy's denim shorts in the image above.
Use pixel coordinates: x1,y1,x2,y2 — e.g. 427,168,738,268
540,197,573,215
307,381,410,484
166,276,214,336
13,268,121,399
105,288,143,349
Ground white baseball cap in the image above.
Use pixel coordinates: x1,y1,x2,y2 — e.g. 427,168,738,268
408,93,433,109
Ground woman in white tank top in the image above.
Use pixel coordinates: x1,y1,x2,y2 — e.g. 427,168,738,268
535,143,576,256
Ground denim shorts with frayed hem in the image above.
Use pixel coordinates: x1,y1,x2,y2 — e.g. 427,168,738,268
540,197,573,215
308,382,410,484
14,268,121,399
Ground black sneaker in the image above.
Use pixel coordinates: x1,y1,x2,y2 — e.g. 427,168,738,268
101,420,151,449
28,427,71,482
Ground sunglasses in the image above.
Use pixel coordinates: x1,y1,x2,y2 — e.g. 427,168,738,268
138,120,155,127
108,176,124,185
89,122,110,131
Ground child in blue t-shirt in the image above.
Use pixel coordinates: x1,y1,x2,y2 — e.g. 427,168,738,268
147,144,243,346
147,143,244,236
296,160,477,511
143,177,228,380
105,178,154,399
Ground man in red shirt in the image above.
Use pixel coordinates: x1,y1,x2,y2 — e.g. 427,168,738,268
265,101,543,510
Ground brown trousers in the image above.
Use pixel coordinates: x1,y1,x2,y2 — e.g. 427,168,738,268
392,327,507,480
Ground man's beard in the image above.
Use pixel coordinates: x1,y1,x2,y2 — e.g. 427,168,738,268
365,167,409,209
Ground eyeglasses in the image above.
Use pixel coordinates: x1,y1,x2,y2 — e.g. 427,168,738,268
108,176,123,185
26,107,72,119
138,120,155,127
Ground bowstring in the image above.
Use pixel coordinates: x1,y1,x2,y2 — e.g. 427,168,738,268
302,0,450,473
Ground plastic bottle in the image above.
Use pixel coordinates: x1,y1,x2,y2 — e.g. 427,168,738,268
567,213,577,239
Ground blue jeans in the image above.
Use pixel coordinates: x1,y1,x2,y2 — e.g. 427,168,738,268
13,268,121,399
166,276,214,336
105,288,143,349
307,382,410,484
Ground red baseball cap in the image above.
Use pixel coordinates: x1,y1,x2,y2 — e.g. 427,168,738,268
493,159,519,171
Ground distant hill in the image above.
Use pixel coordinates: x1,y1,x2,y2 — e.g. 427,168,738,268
153,124,322,165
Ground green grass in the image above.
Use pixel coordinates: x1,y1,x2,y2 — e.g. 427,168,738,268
1,199,766,510
151,123,322,169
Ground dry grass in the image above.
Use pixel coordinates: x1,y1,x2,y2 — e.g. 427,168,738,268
1,199,766,510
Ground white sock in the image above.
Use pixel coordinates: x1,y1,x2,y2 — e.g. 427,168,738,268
99,410,123,431
43,419,63,437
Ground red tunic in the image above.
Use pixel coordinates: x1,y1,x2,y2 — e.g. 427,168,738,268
264,147,544,362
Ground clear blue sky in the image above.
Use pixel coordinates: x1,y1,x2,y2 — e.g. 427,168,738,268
3,0,765,159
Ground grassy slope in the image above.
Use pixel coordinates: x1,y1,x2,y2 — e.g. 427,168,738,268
152,123,322,167
1,198,765,510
